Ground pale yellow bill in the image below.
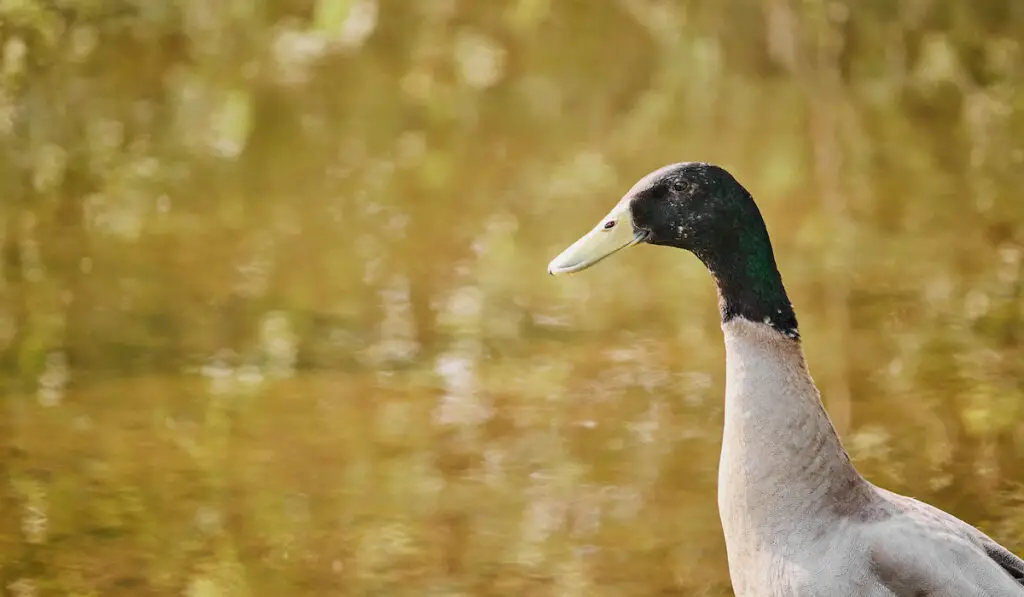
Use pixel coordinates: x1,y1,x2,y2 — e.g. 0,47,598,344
547,198,646,275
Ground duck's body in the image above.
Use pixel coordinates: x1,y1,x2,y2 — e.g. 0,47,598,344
720,318,1023,596
548,162,1024,596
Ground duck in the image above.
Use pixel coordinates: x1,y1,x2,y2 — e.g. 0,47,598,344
547,162,1024,596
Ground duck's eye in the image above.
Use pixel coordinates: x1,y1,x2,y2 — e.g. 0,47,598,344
671,180,687,192
603,220,616,230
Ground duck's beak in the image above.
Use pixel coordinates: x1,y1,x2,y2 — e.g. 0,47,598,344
547,198,648,275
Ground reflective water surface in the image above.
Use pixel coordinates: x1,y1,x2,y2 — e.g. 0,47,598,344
1,1,1023,595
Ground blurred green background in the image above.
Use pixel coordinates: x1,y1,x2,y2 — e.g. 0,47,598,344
1,0,1023,595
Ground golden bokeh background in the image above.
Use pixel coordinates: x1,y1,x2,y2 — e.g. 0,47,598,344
0,1,1022,595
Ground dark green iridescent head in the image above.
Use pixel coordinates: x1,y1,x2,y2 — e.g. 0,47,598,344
548,162,798,339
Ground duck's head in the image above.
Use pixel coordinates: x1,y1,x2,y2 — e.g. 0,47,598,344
548,161,798,338
547,162,762,275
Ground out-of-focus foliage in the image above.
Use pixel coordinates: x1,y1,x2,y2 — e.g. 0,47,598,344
0,0,1022,595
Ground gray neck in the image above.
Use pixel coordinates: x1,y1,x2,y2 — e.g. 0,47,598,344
717,320,871,544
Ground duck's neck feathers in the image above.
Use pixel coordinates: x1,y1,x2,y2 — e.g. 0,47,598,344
689,202,800,340
717,318,872,546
